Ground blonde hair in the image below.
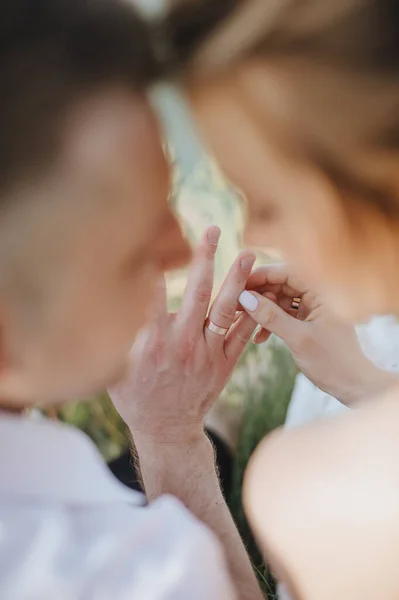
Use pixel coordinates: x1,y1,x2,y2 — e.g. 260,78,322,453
159,0,399,215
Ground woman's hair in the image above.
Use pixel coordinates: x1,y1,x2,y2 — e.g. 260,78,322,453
5,0,399,215
158,0,399,215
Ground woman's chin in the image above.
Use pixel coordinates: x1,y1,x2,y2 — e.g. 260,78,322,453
317,286,364,323
323,290,388,325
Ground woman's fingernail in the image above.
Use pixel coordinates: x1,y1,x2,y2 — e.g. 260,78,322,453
240,255,255,271
207,227,221,245
239,290,258,312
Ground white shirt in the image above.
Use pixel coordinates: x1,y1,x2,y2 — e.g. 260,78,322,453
0,413,235,600
285,315,399,429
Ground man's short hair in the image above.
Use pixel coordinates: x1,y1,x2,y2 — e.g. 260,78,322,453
0,0,160,195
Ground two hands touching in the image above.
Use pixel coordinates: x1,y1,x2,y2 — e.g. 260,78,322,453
110,226,390,442
110,225,259,443
108,225,396,600
239,265,396,406
109,225,266,600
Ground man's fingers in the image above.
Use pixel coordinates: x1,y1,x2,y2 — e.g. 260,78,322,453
238,290,305,348
205,250,256,347
252,327,271,345
250,292,277,345
144,275,168,329
250,292,276,344
224,312,258,362
175,226,220,339
225,289,277,357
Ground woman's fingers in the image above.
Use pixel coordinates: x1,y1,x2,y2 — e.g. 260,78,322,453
246,264,307,305
246,264,306,295
238,290,306,350
205,250,256,347
132,277,167,359
175,225,220,339
247,264,322,319
276,290,320,320
225,299,275,361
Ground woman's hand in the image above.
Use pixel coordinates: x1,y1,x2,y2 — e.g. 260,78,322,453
109,226,258,443
239,264,397,406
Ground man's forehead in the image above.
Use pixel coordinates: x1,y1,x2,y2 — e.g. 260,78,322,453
64,91,164,174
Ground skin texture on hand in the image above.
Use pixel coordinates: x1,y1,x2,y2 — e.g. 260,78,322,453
109,226,264,600
109,225,258,441
241,264,398,406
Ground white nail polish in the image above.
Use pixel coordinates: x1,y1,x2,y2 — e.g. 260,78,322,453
239,291,258,312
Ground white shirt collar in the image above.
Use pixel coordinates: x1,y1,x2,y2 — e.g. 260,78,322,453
0,412,144,507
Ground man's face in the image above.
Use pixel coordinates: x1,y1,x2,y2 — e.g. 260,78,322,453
0,91,191,405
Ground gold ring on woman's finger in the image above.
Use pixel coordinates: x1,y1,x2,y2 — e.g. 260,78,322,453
291,297,301,310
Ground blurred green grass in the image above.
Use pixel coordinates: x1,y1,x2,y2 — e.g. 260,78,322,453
58,157,296,595
228,341,296,596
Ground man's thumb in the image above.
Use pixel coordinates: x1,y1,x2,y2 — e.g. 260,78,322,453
238,290,303,346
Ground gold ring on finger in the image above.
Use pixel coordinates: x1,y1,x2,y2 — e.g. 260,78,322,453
291,297,301,310
205,318,229,337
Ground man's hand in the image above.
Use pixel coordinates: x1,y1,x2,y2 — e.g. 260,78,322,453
110,225,258,442
239,263,397,406
109,227,264,600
